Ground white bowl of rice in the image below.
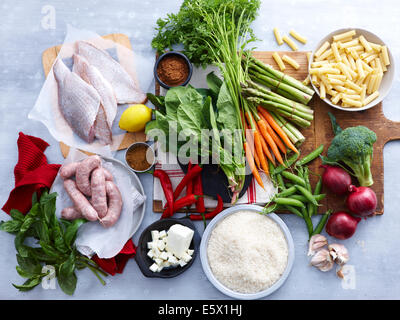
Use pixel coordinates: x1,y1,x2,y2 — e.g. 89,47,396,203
199,204,295,300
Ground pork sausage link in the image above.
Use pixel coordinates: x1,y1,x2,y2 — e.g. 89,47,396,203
90,168,108,218
75,155,102,196
61,207,82,220
59,162,79,180
63,179,98,221
102,168,114,182
100,181,122,228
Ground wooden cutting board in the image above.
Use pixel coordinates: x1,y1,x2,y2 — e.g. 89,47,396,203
154,51,400,215
41,33,146,158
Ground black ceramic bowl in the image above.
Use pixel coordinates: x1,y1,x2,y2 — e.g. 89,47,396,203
135,217,200,278
154,51,193,89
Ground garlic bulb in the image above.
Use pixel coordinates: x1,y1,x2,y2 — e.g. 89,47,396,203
307,234,328,256
328,243,350,266
310,248,334,272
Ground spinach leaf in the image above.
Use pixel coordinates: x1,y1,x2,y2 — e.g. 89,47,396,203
206,71,223,100
147,92,166,113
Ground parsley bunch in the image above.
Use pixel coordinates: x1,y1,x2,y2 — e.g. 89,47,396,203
0,190,107,295
151,0,260,68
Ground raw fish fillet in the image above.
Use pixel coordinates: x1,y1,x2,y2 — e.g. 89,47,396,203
73,54,117,145
53,59,100,143
76,40,147,104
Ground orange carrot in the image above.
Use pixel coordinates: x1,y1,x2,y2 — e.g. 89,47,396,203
244,121,260,169
259,131,275,166
244,142,264,189
249,111,284,166
257,106,299,154
258,116,286,154
253,130,269,176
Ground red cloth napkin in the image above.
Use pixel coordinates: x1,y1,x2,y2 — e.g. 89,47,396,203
92,239,137,276
2,132,61,215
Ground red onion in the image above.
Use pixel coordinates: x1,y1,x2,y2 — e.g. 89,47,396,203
326,211,361,240
346,185,377,217
320,165,352,196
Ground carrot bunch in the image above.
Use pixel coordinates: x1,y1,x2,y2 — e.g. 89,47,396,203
243,105,299,189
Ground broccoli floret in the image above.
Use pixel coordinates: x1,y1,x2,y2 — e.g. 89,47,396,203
326,125,377,186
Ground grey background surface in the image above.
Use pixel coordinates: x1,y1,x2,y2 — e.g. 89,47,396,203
0,0,399,299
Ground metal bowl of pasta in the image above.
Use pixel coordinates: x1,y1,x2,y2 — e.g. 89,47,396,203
309,28,395,111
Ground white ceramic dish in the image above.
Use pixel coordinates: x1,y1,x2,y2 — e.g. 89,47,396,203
199,204,295,300
309,28,395,111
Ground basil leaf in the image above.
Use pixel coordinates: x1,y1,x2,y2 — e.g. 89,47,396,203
0,219,22,234
39,241,63,259
12,276,42,292
28,247,58,264
64,219,86,248
31,192,38,207
15,232,29,257
10,209,25,221
16,254,41,275
58,253,77,295
39,192,57,224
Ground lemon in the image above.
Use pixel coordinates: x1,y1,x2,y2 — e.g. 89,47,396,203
119,104,152,132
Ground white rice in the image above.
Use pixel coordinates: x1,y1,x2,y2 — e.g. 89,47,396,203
207,210,289,294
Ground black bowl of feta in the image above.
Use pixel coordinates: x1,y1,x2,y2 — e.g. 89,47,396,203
135,217,200,278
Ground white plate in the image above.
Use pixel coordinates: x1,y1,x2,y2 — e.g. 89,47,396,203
310,28,395,111
199,204,295,300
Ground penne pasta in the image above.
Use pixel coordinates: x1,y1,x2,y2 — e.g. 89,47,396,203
359,35,373,52
272,52,286,71
282,35,298,51
273,27,284,45
314,41,330,58
289,30,308,44
282,54,300,69
333,30,356,41
381,46,390,65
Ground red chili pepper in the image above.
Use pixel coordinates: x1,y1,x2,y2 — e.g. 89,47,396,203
154,169,174,219
185,162,193,210
173,164,202,200
162,194,201,218
193,172,205,213
190,194,224,221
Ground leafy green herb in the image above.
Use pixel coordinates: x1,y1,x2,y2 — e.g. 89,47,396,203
0,190,107,295
151,0,260,68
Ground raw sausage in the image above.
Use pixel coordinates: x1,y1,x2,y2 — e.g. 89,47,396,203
59,162,79,180
100,181,122,228
63,179,98,221
90,168,108,218
60,161,113,182
61,207,82,220
75,155,102,196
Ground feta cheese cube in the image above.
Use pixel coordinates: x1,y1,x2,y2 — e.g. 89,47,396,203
157,240,166,251
159,251,169,260
147,250,155,259
181,252,192,263
187,249,194,256
167,255,179,266
161,260,171,268
157,265,164,272
159,230,167,238
147,241,154,249
149,263,159,273
154,258,163,266
178,259,187,267
152,246,160,257
151,230,160,241
166,224,194,258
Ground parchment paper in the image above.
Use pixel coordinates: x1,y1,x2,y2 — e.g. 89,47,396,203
29,25,154,156
51,148,146,259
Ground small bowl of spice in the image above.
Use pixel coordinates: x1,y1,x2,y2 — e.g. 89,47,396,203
154,51,193,89
125,142,155,173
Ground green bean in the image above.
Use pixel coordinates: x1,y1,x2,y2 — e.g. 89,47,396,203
276,173,286,191
274,197,305,208
262,203,279,215
312,210,332,236
276,186,297,198
289,194,326,203
294,185,319,206
281,171,306,187
311,176,323,216
301,206,314,237
283,205,303,218
296,144,324,167
274,152,300,175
